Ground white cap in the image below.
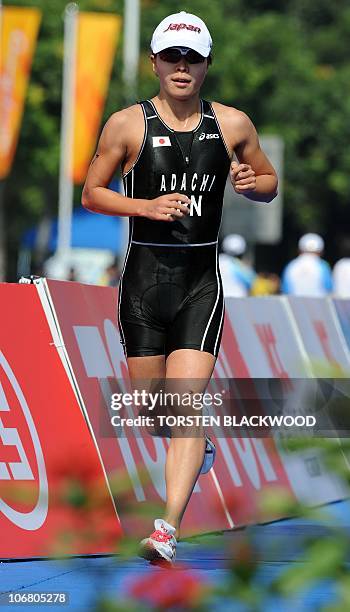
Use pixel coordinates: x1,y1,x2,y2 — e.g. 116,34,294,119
222,234,246,256
151,11,212,58
298,233,324,253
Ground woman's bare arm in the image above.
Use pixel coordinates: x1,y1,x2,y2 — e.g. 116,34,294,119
81,109,190,221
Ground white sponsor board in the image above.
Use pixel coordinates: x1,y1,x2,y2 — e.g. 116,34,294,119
287,297,350,372
224,297,349,505
225,297,309,377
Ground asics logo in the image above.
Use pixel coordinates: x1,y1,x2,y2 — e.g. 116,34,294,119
199,133,219,141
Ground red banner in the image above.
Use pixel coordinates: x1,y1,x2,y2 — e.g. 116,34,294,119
0,284,121,558
45,280,295,534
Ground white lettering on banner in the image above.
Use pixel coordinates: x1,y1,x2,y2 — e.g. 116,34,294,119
250,439,278,482
104,320,177,501
124,404,167,501
0,416,34,480
73,326,114,378
0,352,48,530
74,324,144,501
95,323,154,497
231,438,277,490
205,423,277,489
74,322,170,501
214,438,243,486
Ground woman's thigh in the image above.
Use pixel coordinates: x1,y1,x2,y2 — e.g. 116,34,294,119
166,349,215,382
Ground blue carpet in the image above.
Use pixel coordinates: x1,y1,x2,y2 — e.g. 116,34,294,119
1,499,349,611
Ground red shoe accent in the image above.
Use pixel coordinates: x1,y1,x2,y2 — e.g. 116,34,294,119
149,530,172,543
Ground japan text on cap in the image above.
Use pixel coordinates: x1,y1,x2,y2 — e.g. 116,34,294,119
151,11,212,58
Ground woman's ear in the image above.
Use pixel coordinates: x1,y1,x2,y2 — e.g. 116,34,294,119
150,53,159,77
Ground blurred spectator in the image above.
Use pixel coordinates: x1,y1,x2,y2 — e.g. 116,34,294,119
99,257,120,287
219,234,256,297
67,266,78,281
281,233,332,296
251,272,280,296
333,238,350,297
30,262,45,278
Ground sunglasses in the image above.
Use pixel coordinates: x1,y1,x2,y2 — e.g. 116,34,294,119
158,47,206,65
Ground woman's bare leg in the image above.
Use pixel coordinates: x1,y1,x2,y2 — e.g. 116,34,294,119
163,349,216,537
127,350,215,539
127,355,165,381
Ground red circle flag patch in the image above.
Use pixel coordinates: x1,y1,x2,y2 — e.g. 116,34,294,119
152,136,171,148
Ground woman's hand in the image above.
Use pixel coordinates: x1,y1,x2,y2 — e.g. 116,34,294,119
230,161,256,194
139,193,191,221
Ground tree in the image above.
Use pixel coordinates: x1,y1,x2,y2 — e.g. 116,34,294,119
4,0,350,278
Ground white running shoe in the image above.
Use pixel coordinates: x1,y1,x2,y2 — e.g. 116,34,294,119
200,436,216,474
139,519,177,564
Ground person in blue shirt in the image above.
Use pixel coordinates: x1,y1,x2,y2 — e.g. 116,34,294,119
219,234,256,297
282,233,332,296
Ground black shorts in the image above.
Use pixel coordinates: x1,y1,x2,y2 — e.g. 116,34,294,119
118,242,224,358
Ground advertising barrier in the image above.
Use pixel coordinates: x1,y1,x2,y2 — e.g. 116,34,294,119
222,297,349,505
0,284,121,558
42,280,231,535
1,281,349,557
42,283,350,532
287,297,350,373
331,299,350,356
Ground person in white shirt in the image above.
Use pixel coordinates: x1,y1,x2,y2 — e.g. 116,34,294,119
333,239,350,297
219,234,256,297
281,233,333,296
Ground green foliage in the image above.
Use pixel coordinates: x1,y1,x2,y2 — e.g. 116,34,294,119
3,0,350,278
272,537,348,596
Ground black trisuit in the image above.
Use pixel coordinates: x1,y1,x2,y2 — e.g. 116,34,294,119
118,99,231,358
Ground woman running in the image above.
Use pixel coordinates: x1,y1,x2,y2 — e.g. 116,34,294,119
82,11,278,564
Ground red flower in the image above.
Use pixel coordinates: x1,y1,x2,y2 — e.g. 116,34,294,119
128,566,208,609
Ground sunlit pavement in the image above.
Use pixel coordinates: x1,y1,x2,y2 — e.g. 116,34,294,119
1,499,349,611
